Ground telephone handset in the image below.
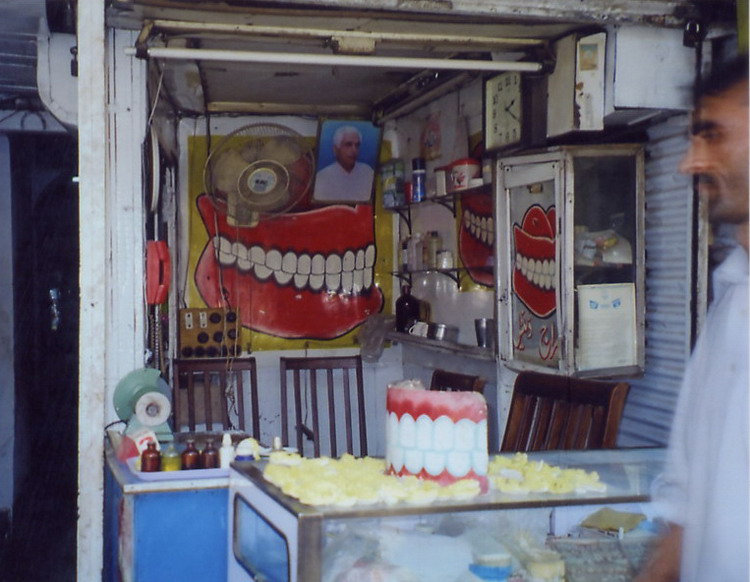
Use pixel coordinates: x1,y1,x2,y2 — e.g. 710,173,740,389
146,240,171,305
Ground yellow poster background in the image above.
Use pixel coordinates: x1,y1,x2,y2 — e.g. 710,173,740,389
183,132,394,351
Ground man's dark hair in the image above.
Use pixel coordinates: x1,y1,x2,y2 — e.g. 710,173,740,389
697,53,749,99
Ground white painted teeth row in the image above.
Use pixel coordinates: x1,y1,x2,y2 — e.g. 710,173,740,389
386,412,488,478
515,253,556,290
463,209,494,246
214,235,376,294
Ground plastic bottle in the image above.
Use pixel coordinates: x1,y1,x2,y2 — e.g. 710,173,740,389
395,285,421,332
219,433,235,469
181,439,200,470
408,232,424,271
427,231,442,269
400,239,410,273
161,443,181,471
200,439,219,469
140,441,161,472
411,158,426,202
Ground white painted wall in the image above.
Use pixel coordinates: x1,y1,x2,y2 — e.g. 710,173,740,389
0,136,14,512
386,79,496,345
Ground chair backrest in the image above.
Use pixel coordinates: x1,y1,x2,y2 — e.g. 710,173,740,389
500,371,629,452
430,369,486,393
279,355,367,458
172,358,259,438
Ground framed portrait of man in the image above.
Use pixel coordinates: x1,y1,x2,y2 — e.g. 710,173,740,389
313,120,381,204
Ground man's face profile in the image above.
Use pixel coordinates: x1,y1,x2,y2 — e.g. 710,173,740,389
334,132,361,172
680,81,749,225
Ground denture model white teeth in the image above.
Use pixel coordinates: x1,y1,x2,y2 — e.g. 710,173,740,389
385,387,489,493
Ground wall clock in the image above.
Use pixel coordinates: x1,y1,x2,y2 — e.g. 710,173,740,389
484,71,546,153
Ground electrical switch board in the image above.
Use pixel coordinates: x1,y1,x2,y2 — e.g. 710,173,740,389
178,307,242,358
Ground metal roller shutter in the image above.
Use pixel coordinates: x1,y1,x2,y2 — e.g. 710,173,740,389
618,114,697,446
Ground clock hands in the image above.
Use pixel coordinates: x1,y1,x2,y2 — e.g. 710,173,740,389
504,99,520,122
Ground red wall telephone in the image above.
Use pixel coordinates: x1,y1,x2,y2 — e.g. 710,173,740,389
146,240,171,305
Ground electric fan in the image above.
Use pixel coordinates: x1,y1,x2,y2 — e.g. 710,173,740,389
113,368,173,442
203,123,315,227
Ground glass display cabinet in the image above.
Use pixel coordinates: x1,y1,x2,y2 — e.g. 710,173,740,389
495,145,645,377
227,448,664,582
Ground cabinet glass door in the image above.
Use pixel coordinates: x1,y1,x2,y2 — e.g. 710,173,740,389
571,154,640,373
498,161,561,370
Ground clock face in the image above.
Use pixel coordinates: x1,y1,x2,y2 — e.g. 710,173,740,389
485,71,523,151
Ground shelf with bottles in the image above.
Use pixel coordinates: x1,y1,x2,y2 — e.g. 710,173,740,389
385,182,491,232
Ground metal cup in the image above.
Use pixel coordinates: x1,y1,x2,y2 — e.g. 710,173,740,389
474,318,496,349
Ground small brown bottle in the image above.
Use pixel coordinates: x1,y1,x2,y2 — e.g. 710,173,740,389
181,439,200,470
140,441,161,472
200,439,219,469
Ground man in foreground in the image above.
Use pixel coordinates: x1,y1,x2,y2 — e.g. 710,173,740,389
636,54,748,582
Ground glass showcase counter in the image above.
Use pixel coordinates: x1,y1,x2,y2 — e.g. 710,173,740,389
228,447,665,582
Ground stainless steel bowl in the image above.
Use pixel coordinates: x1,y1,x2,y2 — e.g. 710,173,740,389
427,323,459,342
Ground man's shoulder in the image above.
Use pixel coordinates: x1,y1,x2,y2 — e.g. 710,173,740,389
355,162,374,176
317,162,341,177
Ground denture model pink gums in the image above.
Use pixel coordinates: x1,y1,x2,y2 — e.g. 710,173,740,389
385,381,489,493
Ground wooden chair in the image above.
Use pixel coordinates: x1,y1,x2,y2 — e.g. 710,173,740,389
279,355,367,458
172,358,259,438
500,371,629,452
430,369,486,393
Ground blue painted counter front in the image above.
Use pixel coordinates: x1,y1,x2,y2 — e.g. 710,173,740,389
104,443,229,582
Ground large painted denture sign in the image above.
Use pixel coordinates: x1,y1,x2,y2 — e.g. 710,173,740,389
386,385,489,493
459,191,494,287
195,194,384,339
513,204,556,318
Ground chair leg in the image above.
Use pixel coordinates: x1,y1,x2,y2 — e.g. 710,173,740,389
356,359,367,456
326,369,337,458
310,372,320,458
342,371,353,455
280,365,288,447
248,366,258,439
293,369,304,454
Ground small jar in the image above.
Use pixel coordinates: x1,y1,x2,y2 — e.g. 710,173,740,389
181,439,200,470
140,441,161,472
200,439,219,469
161,443,181,471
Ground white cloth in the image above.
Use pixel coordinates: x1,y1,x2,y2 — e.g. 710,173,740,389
314,161,374,202
652,245,749,581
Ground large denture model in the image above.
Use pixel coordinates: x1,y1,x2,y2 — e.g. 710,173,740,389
512,204,556,318
195,194,384,339
386,386,489,493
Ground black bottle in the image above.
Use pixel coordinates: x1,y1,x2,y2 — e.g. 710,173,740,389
396,285,421,332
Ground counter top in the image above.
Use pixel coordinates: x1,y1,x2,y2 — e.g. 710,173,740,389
105,439,229,494
231,447,664,519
